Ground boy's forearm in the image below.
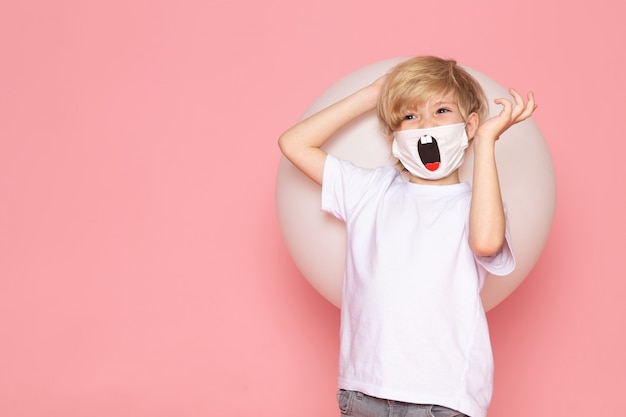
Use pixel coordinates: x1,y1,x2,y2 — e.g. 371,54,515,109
278,85,378,152
468,139,506,256
277,84,379,185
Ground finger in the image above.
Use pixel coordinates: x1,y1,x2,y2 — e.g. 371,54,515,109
494,97,513,117
527,91,537,112
509,88,524,106
516,92,537,121
510,89,537,122
508,88,527,120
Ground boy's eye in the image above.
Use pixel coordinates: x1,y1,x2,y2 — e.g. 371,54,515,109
404,114,416,120
436,108,451,114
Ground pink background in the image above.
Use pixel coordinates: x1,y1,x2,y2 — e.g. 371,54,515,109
1,1,624,416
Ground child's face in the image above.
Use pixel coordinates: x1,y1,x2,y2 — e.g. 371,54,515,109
397,91,466,132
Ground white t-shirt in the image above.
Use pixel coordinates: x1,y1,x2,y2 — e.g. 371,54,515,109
321,155,515,417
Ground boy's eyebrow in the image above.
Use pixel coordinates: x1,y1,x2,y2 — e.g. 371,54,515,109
405,98,459,111
434,100,459,107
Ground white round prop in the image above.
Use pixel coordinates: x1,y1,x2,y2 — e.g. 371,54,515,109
276,57,556,311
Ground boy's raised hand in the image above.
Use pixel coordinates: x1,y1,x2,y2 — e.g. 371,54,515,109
475,89,537,141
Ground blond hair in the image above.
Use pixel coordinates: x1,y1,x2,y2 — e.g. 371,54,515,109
377,56,489,135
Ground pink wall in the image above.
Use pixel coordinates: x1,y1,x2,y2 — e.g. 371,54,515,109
1,1,624,416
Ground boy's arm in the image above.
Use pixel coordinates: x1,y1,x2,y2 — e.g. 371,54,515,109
469,89,536,256
278,79,383,186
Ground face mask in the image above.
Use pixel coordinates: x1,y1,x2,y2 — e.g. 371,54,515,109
392,122,469,180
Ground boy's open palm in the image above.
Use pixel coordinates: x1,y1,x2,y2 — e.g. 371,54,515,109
475,89,536,141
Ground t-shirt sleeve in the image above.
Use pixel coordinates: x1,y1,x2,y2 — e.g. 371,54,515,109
474,204,516,276
321,154,392,222
321,154,355,221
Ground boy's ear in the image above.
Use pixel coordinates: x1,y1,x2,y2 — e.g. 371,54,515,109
465,112,480,140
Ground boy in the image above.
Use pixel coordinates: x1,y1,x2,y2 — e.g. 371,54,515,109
278,56,536,417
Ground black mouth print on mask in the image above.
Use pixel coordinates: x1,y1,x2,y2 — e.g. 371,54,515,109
417,135,441,171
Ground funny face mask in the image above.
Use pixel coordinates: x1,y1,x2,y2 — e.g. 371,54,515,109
392,122,469,180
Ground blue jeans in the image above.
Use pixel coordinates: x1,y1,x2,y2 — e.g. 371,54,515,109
336,390,468,417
